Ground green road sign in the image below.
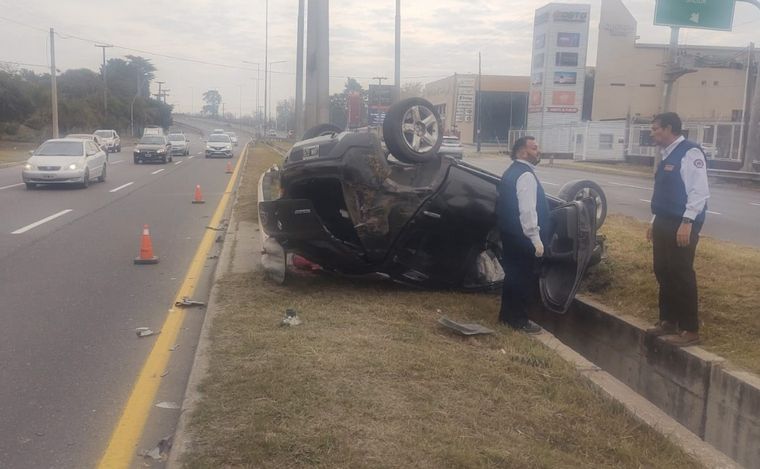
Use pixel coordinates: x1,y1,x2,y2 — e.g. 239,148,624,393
654,0,736,31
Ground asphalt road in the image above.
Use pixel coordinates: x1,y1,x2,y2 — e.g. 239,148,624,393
468,155,760,248
0,123,248,468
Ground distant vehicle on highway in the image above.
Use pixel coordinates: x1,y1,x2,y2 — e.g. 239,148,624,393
266,129,277,138
167,133,191,156
133,135,173,164
225,131,239,146
142,126,164,138
205,133,233,158
66,133,106,152
213,128,226,135
22,138,107,189
94,129,121,153
439,135,464,159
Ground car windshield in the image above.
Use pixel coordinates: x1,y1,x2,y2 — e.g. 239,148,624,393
140,137,165,144
34,141,83,156
168,134,185,141
94,131,112,138
209,135,230,142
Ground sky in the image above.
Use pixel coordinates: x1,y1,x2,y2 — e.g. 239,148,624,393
1,0,760,118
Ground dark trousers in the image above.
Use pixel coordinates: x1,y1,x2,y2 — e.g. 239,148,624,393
499,236,539,326
652,216,702,332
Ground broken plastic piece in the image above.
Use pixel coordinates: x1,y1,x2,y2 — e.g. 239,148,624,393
281,308,302,326
174,297,206,307
135,327,158,338
155,401,180,409
438,316,494,336
138,435,173,460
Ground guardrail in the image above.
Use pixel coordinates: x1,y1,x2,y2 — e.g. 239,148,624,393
707,168,760,182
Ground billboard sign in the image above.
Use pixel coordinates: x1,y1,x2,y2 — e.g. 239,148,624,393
554,71,577,85
654,0,735,31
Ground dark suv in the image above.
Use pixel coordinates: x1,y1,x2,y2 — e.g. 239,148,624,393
133,136,172,164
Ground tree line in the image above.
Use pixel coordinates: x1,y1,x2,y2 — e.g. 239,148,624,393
0,55,172,141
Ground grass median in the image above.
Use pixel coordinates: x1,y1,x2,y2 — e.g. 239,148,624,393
181,144,700,468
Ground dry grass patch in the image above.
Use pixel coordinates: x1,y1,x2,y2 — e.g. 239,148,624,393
582,214,760,374
234,144,284,223
182,273,700,469
182,146,705,467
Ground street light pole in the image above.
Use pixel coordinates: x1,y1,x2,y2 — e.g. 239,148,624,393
269,60,287,127
243,61,261,131
50,28,59,138
94,44,113,121
296,0,305,138
264,0,269,127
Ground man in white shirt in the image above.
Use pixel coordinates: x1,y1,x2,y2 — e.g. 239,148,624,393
496,136,552,334
646,112,710,346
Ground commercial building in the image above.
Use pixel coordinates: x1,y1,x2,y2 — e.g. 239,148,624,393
423,74,529,145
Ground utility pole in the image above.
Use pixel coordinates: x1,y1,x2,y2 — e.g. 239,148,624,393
156,81,165,102
94,44,113,121
477,52,482,153
50,28,59,138
738,0,760,171
296,0,305,138
394,0,401,103
305,0,329,130
264,0,269,127
372,76,387,86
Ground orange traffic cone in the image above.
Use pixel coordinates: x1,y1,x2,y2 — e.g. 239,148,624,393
134,224,159,264
192,184,205,204
225,161,233,174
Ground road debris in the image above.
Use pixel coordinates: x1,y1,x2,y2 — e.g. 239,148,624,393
281,308,302,327
138,435,173,461
174,297,206,307
135,327,159,338
155,401,180,409
438,316,494,336
169,344,180,352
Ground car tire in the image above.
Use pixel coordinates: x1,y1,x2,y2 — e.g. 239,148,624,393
134,157,139,164
25,183,35,190
301,123,343,140
169,155,173,162
98,164,107,182
557,179,608,228
383,97,443,164
161,156,167,164
81,169,90,189
117,145,121,152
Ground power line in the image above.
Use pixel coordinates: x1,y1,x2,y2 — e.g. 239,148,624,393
0,60,50,69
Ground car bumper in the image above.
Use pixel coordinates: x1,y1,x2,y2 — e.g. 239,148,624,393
134,152,168,161
22,169,85,184
104,143,118,151
206,149,233,157
170,147,187,155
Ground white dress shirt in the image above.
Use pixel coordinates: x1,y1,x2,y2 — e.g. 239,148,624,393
513,160,542,247
659,135,711,221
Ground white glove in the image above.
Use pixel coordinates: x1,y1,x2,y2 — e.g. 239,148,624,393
533,241,544,258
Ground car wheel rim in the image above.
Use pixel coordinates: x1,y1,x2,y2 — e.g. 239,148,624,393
401,105,438,154
574,188,603,223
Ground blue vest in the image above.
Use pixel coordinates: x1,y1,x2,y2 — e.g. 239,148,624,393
651,139,707,224
497,161,552,253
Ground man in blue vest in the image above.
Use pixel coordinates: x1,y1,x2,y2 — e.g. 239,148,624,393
647,112,710,346
497,136,552,334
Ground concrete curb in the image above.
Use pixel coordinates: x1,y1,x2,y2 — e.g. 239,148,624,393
166,146,254,468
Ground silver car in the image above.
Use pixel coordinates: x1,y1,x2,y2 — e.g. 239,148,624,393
22,139,108,189
168,133,191,156
438,136,464,159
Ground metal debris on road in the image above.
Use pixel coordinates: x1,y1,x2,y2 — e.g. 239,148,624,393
169,344,180,351
438,316,494,336
281,308,302,326
135,327,159,338
174,297,206,307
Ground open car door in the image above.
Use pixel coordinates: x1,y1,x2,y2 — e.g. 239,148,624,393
540,197,597,314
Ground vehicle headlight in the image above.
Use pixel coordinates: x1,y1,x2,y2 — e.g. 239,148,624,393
157,148,166,154
68,163,78,170
24,163,34,170
134,149,141,154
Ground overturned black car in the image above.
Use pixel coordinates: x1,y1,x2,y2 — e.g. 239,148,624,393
258,98,606,314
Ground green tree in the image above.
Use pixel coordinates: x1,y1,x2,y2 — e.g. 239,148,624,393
202,90,222,117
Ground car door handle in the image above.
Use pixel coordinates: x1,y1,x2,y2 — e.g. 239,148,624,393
423,211,441,219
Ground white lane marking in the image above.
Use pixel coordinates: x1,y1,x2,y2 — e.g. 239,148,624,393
196,152,203,155
110,160,124,165
0,183,24,190
188,155,195,159
607,180,652,191
151,169,165,175
12,209,73,234
640,199,651,203
751,202,760,206
174,160,183,165
110,182,134,193
543,181,559,186
706,210,721,215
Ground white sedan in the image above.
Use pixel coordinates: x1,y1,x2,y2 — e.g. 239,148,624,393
22,138,107,189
